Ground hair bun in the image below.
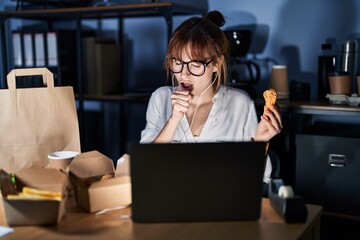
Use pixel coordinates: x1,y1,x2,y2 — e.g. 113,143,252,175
206,11,225,27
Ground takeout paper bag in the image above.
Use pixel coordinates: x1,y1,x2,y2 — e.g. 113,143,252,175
0,68,81,173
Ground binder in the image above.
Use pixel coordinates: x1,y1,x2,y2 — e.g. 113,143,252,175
11,29,86,89
34,33,46,67
46,32,58,67
23,33,34,67
94,41,120,95
83,37,96,94
83,37,120,95
12,32,23,67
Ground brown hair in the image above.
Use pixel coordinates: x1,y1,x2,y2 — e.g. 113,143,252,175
165,11,229,92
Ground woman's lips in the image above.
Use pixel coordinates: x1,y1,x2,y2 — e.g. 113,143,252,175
181,82,193,90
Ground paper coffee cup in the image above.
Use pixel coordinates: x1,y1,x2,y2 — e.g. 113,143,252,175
329,73,352,95
48,151,79,171
269,65,289,97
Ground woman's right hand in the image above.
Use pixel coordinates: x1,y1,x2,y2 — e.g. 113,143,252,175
170,90,192,122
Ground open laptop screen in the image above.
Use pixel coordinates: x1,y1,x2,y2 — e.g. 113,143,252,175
130,141,266,223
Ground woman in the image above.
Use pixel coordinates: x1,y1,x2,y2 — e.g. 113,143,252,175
140,11,282,184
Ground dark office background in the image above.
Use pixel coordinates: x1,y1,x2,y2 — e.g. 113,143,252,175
1,0,360,161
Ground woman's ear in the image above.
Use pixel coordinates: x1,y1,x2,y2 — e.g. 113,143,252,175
213,56,224,72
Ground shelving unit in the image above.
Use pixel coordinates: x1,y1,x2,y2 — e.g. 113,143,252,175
0,3,204,156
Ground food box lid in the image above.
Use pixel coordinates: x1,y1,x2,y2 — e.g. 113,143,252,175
14,167,67,193
69,150,115,180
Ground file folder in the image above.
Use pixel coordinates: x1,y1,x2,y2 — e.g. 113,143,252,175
34,33,46,67
12,32,23,67
46,32,58,67
23,33,34,67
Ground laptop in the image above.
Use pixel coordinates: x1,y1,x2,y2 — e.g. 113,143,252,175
130,141,266,223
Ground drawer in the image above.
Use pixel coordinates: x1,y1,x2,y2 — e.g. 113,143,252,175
295,134,360,216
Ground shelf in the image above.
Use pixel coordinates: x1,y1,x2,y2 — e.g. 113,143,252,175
0,3,204,20
254,98,360,116
286,100,360,116
76,93,151,102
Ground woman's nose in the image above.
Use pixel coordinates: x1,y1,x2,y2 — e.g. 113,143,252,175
180,64,191,76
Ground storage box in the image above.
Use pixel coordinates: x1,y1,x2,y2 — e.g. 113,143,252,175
69,150,131,213
0,167,68,226
295,134,360,216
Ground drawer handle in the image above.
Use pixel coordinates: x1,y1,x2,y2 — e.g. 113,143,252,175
328,154,346,167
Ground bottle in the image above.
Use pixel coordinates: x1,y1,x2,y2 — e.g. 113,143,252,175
341,39,358,92
318,43,337,99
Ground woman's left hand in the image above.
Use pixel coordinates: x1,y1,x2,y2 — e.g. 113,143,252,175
254,104,283,142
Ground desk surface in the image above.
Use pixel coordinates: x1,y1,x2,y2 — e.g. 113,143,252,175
0,197,322,240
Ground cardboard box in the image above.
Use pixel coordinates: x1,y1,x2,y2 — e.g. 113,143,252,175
0,167,68,226
69,150,131,213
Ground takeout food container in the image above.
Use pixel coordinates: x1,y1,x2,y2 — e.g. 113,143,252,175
69,150,131,213
0,167,68,226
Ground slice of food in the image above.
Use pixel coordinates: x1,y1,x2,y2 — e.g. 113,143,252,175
22,187,62,198
263,88,277,109
6,193,61,201
6,187,62,201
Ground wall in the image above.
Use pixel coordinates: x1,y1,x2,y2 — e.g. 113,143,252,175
209,0,360,98
95,0,360,98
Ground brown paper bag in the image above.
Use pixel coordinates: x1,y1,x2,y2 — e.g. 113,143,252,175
0,68,81,173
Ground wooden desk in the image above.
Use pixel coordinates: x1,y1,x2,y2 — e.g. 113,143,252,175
0,197,322,240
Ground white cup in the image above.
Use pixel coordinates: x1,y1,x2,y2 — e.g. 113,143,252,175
269,65,289,97
47,151,79,171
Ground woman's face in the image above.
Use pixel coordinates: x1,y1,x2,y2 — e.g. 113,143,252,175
172,46,218,96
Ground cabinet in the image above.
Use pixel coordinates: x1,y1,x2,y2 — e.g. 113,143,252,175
281,100,360,218
0,3,203,157
296,134,360,217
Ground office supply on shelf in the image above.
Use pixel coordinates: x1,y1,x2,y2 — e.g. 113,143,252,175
94,41,120,95
130,141,267,223
326,93,360,106
46,32,58,67
11,32,23,67
83,37,96,94
83,37,120,95
46,30,78,87
23,33,34,67
34,32,46,67
10,29,79,88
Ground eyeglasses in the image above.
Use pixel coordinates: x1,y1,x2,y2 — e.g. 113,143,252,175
169,58,213,77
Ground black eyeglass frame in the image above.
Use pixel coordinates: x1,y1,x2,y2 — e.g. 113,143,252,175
169,57,213,77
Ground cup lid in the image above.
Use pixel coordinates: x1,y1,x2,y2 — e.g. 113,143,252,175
328,71,350,77
48,151,79,160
